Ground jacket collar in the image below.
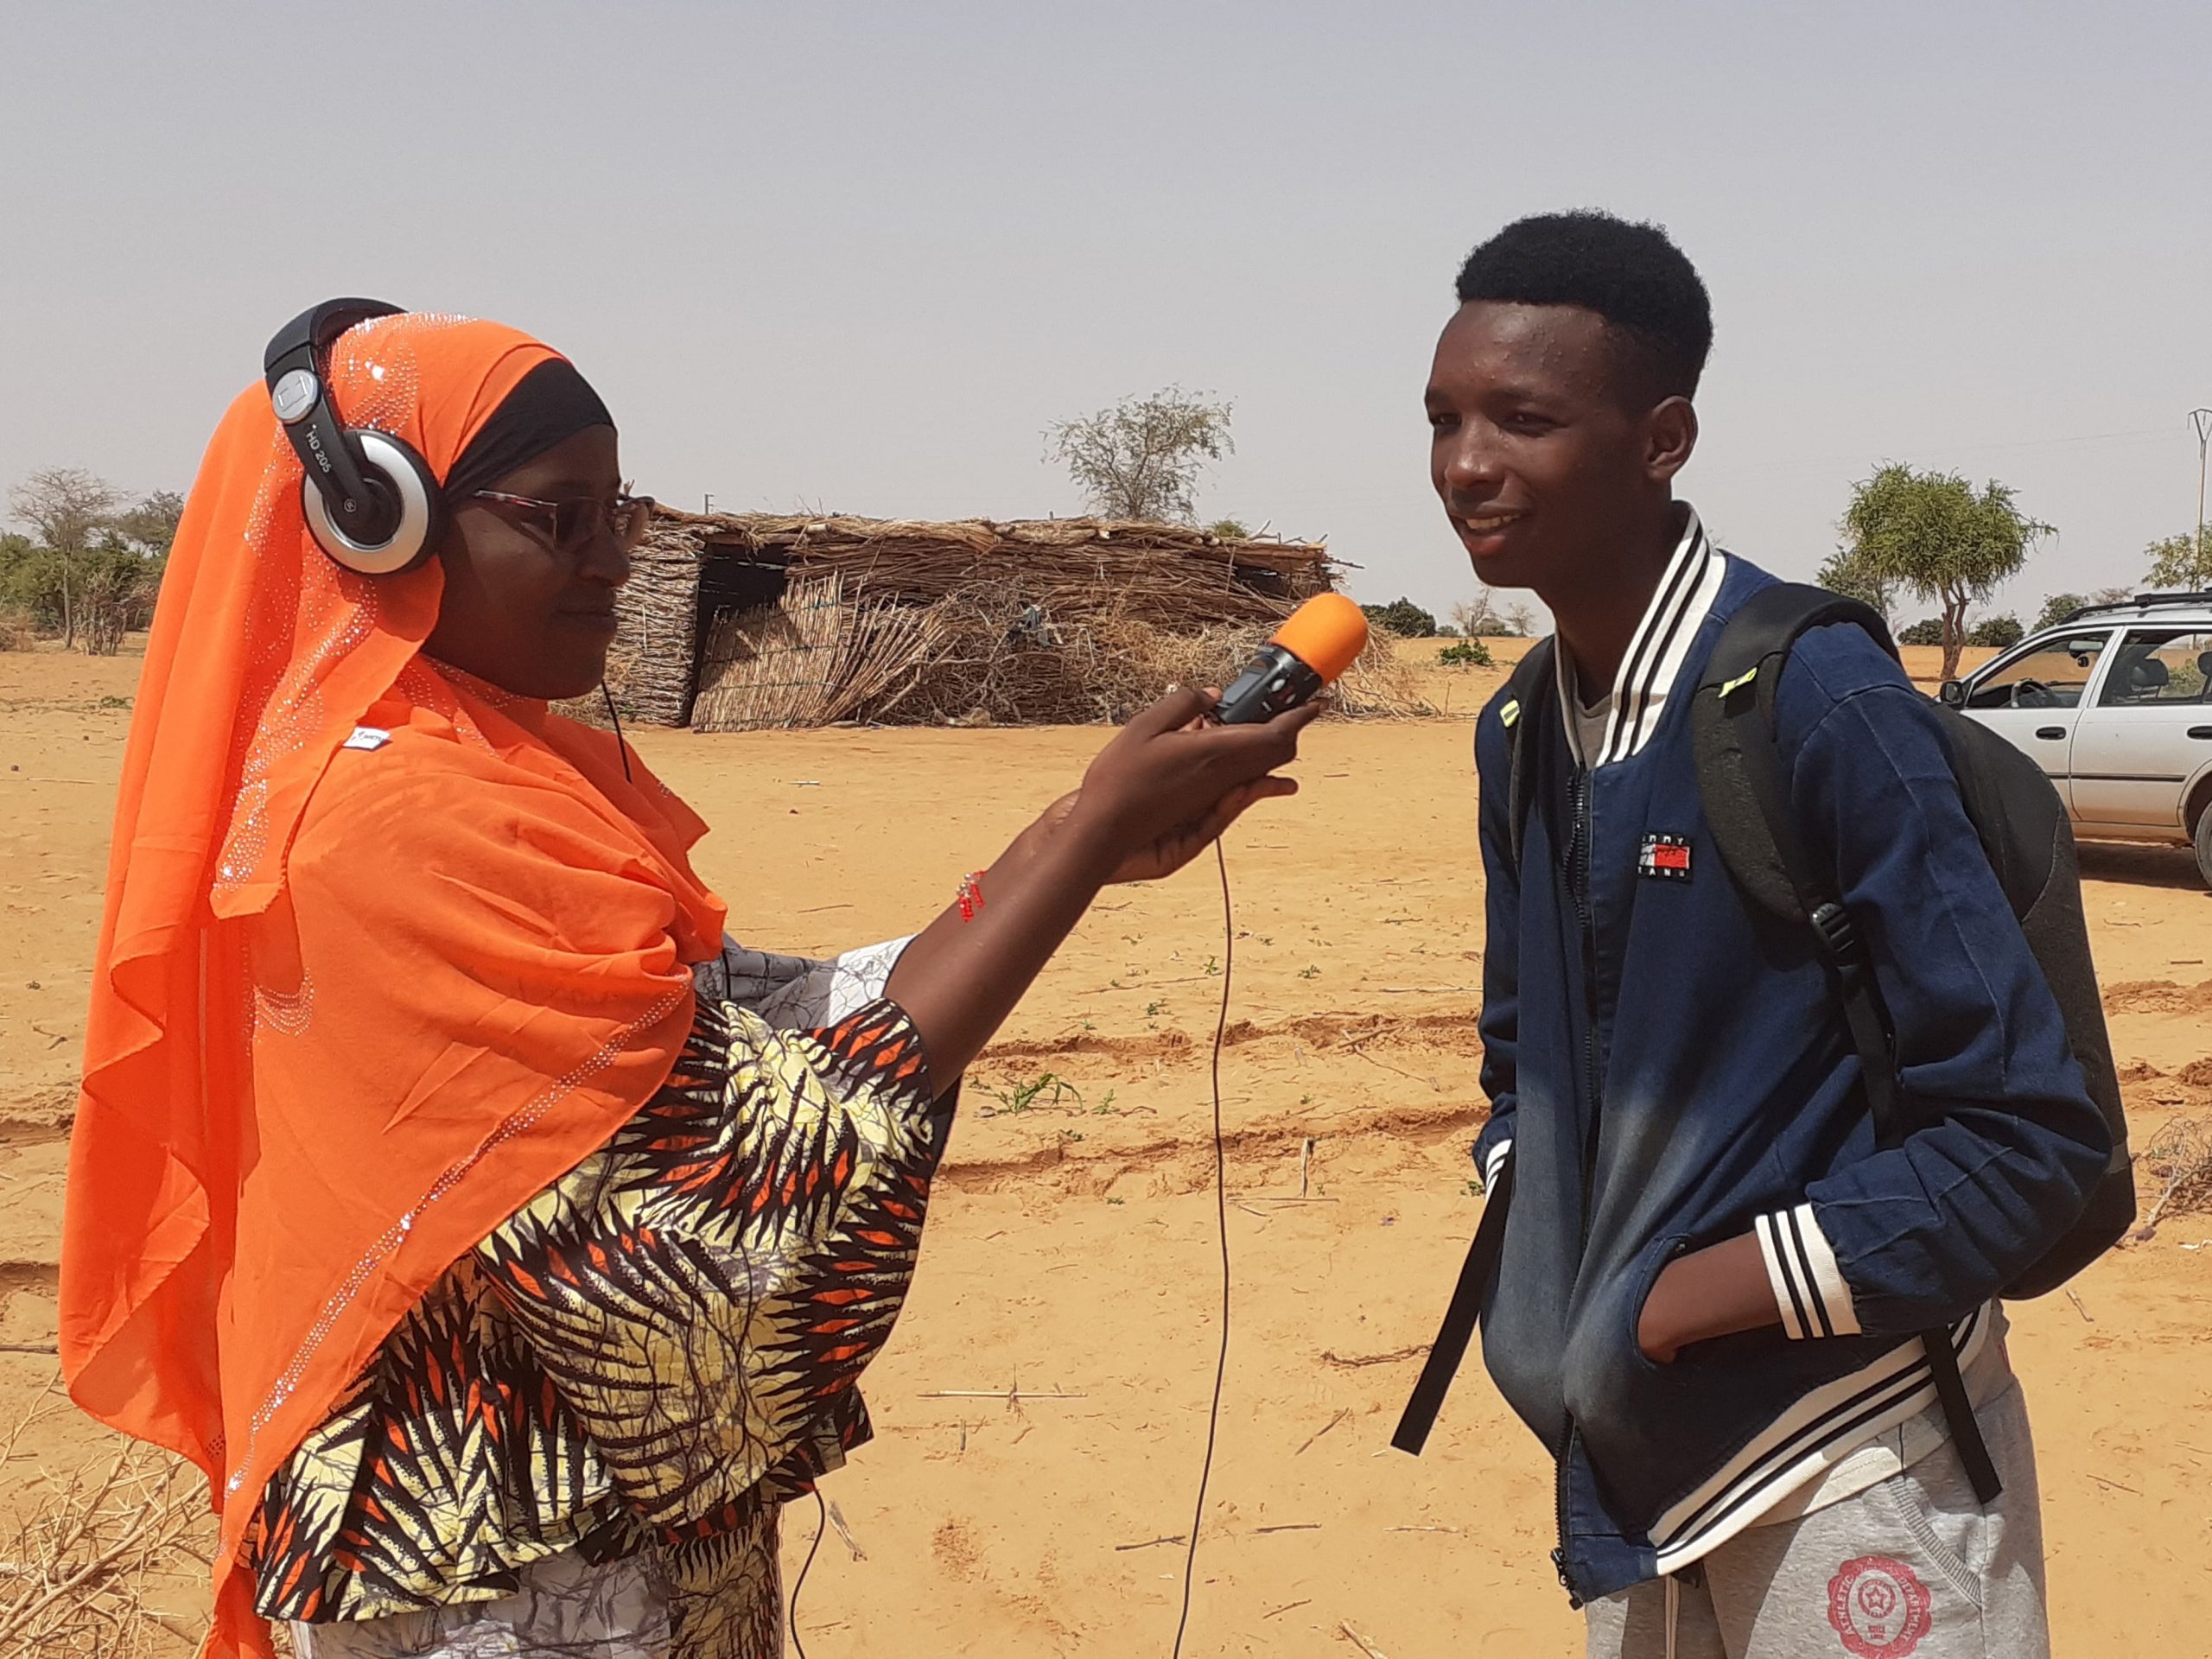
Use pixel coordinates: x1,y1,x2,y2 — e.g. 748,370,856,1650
1555,505,1726,768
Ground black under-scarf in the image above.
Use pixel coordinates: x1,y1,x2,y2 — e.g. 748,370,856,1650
442,358,614,501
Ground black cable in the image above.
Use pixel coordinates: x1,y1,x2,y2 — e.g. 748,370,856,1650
1171,837,1235,1659
600,680,633,783
777,841,1238,1659
789,1486,827,1659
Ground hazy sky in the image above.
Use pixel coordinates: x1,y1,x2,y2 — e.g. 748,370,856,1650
4,0,2208,624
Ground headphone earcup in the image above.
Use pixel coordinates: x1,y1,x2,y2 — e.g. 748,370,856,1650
301,429,443,576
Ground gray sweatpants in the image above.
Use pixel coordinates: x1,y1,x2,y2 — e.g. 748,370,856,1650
1586,1380,2047,1659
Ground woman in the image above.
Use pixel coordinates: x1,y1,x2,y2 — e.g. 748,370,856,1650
59,309,1314,1659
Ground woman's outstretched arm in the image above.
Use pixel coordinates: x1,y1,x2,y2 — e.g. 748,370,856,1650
886,686,1318,1090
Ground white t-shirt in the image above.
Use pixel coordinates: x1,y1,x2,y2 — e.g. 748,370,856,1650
1573,688,1612,766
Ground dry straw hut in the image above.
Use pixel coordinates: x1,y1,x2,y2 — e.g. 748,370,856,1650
595,508,1427,729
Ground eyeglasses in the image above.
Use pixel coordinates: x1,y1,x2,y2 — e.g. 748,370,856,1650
467,490,655,554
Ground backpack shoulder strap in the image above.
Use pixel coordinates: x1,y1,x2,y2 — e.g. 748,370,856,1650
1690,583,1896,925
1391,1154,1513,1456
1691,580,1905,1136
1690,582,2002,1505
1395,643,1551,1451
1500,638,1555,874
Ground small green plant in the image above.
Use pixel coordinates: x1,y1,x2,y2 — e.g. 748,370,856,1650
1204,956,1221,976
1106,1196,1126,1205
1145,1000,1163,1017
1090,1090,1120,1115
977,1071,1083,1116
1464,1178,1484,1198
97,694,131,709
1438,639,1494,667
1298,964,1320,980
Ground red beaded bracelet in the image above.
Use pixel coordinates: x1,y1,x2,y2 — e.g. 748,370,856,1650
956,869,987,921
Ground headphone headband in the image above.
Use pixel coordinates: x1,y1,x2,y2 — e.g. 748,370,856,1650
264,298,440,575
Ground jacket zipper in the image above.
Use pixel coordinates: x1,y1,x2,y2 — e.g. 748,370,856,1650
1551,1421,1582,1605
1553,760,1602,1602
1567,765,1604,1236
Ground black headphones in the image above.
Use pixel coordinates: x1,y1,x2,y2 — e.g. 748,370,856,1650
263,299,444,575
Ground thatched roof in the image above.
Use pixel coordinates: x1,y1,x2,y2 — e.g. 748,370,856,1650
675,509,1328,601
597,506,1336,725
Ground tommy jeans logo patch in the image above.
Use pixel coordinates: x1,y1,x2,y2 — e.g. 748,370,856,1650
1638,833,1692,881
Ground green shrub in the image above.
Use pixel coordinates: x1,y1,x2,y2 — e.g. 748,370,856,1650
1361,597,1440,639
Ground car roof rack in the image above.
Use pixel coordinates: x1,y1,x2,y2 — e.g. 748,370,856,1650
2059,589,2212,624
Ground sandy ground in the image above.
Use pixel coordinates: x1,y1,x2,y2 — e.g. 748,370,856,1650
2,638,2208,1657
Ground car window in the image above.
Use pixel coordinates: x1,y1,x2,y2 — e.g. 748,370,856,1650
2097,628,2212,706
1965,631,2110,709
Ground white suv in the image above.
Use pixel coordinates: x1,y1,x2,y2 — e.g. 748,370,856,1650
1938,592,2212,887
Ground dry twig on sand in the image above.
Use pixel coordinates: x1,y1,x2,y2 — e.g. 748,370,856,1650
2135,1115,2212,1240
1319,1344,1429,1370
824,1500,868,1563
1295,1408,1352,1456
0,1427,213,1656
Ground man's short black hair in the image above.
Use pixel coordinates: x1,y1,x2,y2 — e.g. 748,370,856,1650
1454,211,1712,401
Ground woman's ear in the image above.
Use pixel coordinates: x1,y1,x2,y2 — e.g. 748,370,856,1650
1644,396,1699,483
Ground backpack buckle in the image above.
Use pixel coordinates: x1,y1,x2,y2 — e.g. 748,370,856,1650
1808,900,1859,959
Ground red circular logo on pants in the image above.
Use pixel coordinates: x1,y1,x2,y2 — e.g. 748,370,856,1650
1827,1556,1933,1657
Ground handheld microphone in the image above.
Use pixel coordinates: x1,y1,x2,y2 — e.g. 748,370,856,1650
1212,592,1370,724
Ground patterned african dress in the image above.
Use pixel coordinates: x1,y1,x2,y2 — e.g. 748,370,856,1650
249,941,946,1659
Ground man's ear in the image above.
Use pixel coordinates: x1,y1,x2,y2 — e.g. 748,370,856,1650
1644,396,1698,484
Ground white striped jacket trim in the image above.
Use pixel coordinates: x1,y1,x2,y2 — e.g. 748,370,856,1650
1483,1139,1513,1194
1649,1302,1993,1574
1755,1203,1860,1340
1555,507,1727,769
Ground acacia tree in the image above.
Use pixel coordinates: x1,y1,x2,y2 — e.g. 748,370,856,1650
1451,586,1526,637
1840,464,2051,681
112,490,185,558
2033,588,2133,631
7,467,124,647
1814,546,1900,622
2142,527,2212,591
1046,387,1233,523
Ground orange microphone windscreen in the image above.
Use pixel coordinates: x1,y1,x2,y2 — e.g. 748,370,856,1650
1270,592,1370,684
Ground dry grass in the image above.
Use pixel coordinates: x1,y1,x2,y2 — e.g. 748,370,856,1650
0,1384,213,1657
2136,1114,2212,1238
611,511,1390,729
690,595,1432,732
0,610,36,653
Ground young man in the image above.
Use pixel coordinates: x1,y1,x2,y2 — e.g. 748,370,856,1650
1421,212,2107,1656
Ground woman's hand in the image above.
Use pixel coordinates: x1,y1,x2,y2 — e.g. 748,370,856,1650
1039,773,1301,884
1058,686,1320,872
886,685,1317,1092
1034,688,1313,882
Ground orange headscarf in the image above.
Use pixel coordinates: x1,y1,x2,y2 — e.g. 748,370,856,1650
59,314,728,1657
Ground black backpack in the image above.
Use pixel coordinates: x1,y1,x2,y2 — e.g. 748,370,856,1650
1394,584,2133,1504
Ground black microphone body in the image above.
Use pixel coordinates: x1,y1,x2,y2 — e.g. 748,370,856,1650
1213,642,1326,725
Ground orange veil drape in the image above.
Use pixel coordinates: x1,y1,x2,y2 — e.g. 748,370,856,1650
58,314,728,1656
